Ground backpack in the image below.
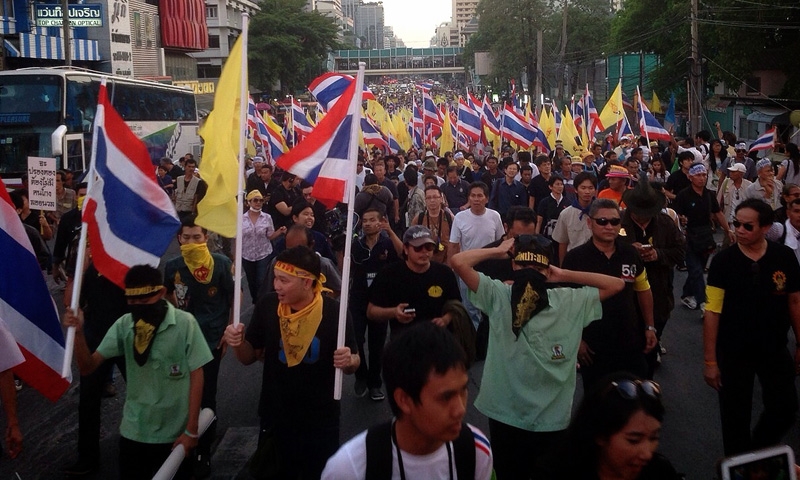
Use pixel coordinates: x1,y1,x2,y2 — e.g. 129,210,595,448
365,420,476,480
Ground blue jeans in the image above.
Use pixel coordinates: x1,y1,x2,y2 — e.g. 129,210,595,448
243,256,269,303
458,278,483,330
682,248,708,303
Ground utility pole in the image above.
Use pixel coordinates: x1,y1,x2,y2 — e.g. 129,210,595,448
689,0,702,135
556,0,568,99
62,0,71,66
535,28,542,109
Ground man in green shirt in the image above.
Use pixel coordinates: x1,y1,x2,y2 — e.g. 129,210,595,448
451,235,623,480
64,265,212,479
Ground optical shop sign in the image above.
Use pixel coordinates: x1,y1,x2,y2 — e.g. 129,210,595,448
36,4,104,27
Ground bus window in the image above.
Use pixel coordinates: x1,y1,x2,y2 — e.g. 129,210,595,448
66,77,100,133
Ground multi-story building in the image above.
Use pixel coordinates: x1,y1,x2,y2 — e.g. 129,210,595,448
432,22,459,48
191,0,260,79
353,1,383,50
452,0,478,47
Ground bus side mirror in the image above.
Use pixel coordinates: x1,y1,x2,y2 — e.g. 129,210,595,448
51,125,68,156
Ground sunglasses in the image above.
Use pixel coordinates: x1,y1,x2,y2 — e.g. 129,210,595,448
410,243,435,252
732,220,755,231
609,379,662,401
591,217,622,226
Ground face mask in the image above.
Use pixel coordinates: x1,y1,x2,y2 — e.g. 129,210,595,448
180,242,214,284
510,268,550,338
130,299,168,366
76,195,86,211
249,206,262,213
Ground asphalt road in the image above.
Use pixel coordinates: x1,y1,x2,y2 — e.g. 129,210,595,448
2,259,800,479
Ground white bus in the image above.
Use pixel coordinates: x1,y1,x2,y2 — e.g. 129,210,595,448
0,66,201,182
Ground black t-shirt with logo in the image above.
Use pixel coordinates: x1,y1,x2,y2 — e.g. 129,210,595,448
708,241,800,354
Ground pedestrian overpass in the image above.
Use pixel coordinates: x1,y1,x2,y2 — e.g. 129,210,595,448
333,47,465,77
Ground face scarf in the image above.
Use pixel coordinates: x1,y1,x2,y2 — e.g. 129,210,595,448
130,299,168,366
274,261,329,367
76,194,86,211
510,268,550,339
180,243,214,284
249,206,262,213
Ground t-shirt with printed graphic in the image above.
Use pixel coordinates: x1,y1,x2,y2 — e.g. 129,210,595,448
164,252,234,350
368,260,461,339
246,292,357,429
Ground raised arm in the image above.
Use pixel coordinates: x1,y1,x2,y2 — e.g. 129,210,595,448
450,238,515,292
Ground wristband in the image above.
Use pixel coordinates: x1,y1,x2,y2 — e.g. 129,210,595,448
184,429,199,439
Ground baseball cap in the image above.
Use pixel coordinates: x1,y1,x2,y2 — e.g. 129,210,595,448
402,225,436,247
422,158,437,171
727,163,746,173
735,142,748,151
513,234,553,269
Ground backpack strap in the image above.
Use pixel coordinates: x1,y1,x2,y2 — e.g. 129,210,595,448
365,421,393,480
453,422,476,480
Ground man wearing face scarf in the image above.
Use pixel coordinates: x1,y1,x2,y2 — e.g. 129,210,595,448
224,246,359,480
64,265,212,479
451,236,624,480
164,215,234,477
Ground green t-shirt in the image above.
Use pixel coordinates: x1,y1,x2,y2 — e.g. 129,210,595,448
96,303,213,444
468,273,602,432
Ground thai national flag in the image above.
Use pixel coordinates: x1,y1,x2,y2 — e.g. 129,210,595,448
412,101,424,149
457,98,482,142
749,127,776,153
467,92,483,112
622,91,634,110
481,95,501,136
551,101,562,133
636,87,671,141
501,103,537,149
264,113,288,163
416,82,433,93
277,76,360,208
292,99,313,142
247,97,270,147
387,130,402,154
617,114,633,141
83,82,181,289
0,179,70,401
573,97,584,135
361,117,390,152
423,92,442,142
308,72,375,112
584,85,602,135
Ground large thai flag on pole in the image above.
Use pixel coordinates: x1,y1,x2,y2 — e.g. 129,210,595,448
278,71,362,209
551,100,562,133
83,82,181,289
411,101,424,149
423,92,442,144
749,127,776,153
481,95,501,136
457,98,482,142
247,97,270,148
0,180,70,401
636,86,671,141
309,72,374,112
501,103,538,149
292,98,314,142
617,113,633,141
361,117,390,152
584,84,603,135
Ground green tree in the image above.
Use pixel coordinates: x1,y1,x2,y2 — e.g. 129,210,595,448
249,0,342,95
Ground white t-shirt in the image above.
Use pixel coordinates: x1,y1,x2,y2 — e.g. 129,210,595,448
321,424,494,480
0,319,24,372
450,208,504,251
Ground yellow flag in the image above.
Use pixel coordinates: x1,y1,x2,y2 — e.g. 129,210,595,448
196,36,243,238
651,91,663,114
599,82,623,132
439,109,455,155
539,108,556,151
393,114,412,151
558,107,580,155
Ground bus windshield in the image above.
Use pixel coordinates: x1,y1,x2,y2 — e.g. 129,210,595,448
0,74,63,176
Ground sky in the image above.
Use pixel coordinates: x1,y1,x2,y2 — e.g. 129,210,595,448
381,0,452,48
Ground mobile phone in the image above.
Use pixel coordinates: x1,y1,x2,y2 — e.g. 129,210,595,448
640,244,653,250
403,307,416,314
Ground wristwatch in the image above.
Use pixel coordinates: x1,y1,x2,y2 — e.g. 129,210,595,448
645,325,657,333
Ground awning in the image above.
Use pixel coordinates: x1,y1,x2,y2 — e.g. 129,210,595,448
747,109,789,124
0,17,16,35
4,39,19,57
18,33,101,61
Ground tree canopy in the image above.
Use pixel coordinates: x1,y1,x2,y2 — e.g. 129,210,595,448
249,0,342,95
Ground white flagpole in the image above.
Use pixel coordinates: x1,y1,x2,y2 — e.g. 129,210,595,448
334,62,365,400
62,77,108,378
637,86,652,148
232,14,249,327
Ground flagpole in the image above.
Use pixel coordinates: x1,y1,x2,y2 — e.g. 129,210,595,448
62,77,108,378
334,62,365,400
637,86,652,148
232,14,249,327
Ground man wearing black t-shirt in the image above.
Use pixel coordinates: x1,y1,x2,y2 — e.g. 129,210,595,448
367,225,461,340
224,246,359,479
664,151,695,201
703,199,800,455
266,172,300,230
562,199,657,390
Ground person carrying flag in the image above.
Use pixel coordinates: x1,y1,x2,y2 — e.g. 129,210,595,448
63,265,213,479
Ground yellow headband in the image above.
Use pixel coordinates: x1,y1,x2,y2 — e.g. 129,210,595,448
125,285,163,297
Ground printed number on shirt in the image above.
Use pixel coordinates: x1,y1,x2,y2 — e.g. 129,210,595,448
621,264,637,282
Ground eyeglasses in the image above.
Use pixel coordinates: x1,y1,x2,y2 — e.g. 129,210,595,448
732,220,755,231
609,379,662,401
425,196,441,201
410,243,435,252
591,217,622,226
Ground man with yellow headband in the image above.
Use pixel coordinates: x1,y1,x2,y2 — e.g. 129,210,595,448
164,215,234,476
562,198,658,391
451,233,624,479
63,264,212,479
224,245,359,480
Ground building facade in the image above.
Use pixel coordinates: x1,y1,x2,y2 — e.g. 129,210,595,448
190,0,259,79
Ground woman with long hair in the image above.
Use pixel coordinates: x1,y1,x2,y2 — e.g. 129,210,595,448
778,143,800,185
650,158,670,183
537,372,680,480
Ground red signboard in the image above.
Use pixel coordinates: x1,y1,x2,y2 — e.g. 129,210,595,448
159,0,208,51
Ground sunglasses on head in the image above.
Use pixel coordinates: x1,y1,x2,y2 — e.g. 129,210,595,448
732,220,755,231
591,217,621,226
410,243,435,252
608,379,662,401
